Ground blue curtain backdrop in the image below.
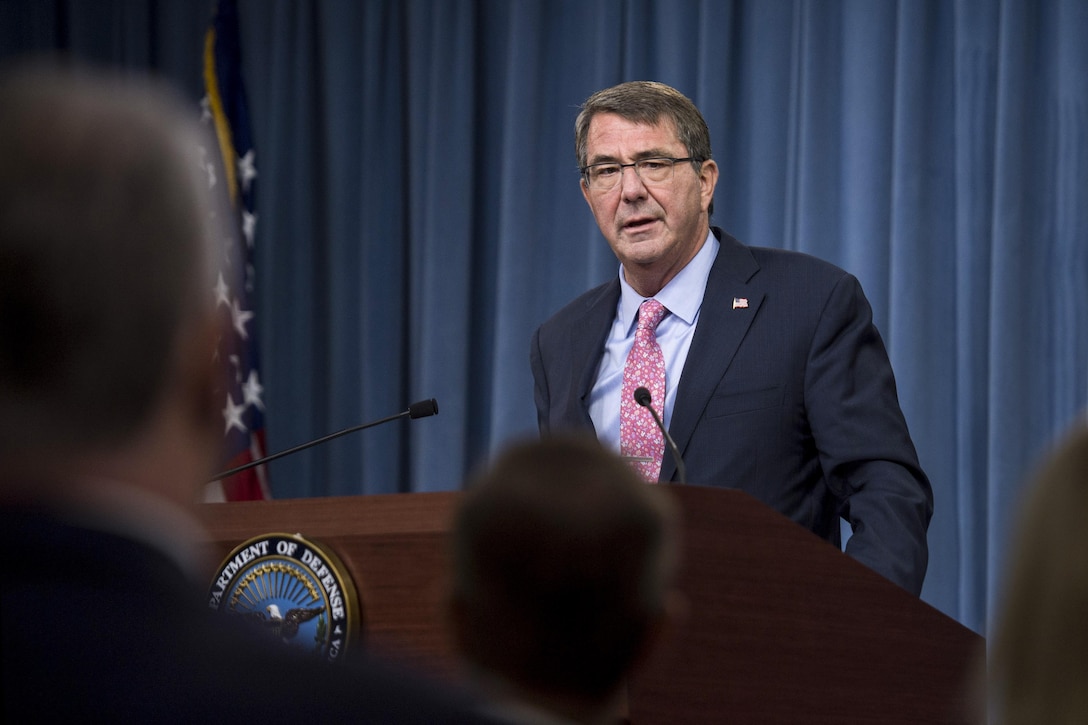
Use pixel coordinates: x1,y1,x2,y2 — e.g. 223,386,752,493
2,0,1086,636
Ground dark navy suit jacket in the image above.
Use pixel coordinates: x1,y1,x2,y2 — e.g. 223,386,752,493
0,506,492,723
531,228,933,594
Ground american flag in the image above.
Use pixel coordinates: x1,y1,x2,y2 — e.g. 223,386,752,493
201,0,270,502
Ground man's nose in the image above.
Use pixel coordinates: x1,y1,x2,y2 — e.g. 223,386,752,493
619,164,647,199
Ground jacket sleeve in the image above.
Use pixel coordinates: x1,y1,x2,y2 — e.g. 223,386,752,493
805,272,934,595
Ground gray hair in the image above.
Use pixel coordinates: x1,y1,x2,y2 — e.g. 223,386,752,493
0,61,219,457
574,80,713,170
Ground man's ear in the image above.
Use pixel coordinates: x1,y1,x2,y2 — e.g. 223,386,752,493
698,159,719,213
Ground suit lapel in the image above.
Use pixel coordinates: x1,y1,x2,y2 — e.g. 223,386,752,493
662,230,763,481
569,280,621,420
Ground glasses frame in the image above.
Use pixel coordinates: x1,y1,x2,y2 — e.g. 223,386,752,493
580,156,699,190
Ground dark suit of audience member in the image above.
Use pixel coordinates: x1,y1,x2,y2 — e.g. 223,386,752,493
0,60,488,724
448,435,682,725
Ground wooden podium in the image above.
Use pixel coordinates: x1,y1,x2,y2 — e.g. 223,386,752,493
197,485,983,724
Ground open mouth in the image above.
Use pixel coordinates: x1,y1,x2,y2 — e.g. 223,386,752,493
623,217,658,232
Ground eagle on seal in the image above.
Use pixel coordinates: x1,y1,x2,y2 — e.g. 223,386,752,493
245,603,325,641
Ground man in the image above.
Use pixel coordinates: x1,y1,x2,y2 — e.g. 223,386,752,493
530,80,932,594
449,434,681,724
0,61,485,723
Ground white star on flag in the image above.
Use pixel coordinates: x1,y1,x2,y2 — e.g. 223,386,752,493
237,149,257,192
222,393,248,435
242,370,265,411
242,209,257,247
230,298,254,338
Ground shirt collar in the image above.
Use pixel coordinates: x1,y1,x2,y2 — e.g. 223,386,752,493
617,228,719,333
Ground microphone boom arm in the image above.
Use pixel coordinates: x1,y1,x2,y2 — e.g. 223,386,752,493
209,399,438,482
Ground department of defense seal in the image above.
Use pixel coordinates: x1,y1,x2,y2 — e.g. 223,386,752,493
208,533,361,663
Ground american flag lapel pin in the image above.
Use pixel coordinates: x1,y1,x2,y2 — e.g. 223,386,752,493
732,297,749,310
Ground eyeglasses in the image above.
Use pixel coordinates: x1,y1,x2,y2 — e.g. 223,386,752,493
581,157,698,191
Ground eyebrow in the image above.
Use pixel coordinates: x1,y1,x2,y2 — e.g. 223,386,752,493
585,148,679,166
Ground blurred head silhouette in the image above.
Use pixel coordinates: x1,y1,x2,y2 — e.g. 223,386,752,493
449,434,682,724
989,421,1088,724
0,59,223,512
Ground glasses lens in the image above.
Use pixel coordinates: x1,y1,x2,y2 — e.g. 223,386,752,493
637,159,674,183
587,164,620,188
586,159,681,189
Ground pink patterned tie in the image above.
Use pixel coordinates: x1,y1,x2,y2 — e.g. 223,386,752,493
620,299,668,481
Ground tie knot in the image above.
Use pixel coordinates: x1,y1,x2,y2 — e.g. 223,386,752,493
637,299,667,332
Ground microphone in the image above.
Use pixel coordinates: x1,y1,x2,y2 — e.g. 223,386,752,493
633,387,687,485
209,398,439,482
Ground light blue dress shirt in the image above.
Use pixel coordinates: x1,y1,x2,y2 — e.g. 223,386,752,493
588,230,719,454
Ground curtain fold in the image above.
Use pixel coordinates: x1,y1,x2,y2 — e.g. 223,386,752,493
2,0,1086,636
